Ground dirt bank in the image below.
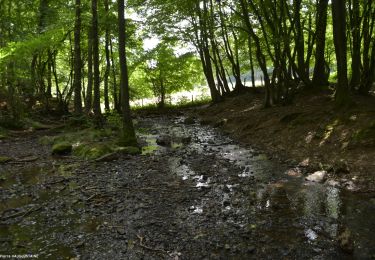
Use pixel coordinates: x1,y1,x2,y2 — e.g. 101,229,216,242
196,91,375,192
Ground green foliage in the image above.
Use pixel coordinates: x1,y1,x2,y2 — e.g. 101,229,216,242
52,142,73,155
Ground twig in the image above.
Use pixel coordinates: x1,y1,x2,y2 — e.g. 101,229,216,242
136,234,169,255
1,205,43,221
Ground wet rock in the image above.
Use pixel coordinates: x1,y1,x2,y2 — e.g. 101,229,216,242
0,156,12,164
305,170,327,183
156,135,172,146
326,179,341,187
337,227,354,253
181,136,192,144
52,142,72,155
183,117,195,125
213,119,228,128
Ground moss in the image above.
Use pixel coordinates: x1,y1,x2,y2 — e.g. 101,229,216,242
73,143,113,160
118,127,138,147
115,146,141,155
350,121,375,147
52,142,73,155
0,127,7,139
0,156,12,163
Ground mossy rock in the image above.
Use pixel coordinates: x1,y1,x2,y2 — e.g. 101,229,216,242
115,146,141,155
73,143,113,160
0,156,12,164
52,142,73,155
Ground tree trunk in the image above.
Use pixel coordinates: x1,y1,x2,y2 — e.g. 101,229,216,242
118,0,137,146
85,26,93,114
73,0,82,115
332,0,351,106
92,0,102,122
312,0,329,87
110,39,120,112
103,0,111,112
350,0,361,90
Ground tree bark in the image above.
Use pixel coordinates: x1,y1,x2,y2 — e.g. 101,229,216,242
118,0,137,145
332,0,351,106
312,0,329,87
73,0,82,114
91,0,102,121
85,26,93,114
103,0,111,112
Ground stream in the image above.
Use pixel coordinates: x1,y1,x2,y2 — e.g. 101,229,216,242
0,114,374,259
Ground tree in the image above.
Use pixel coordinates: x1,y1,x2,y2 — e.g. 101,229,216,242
332,0,351,106
312,0,329,88
118,0,137,146
144,43,201,108
91,0,102,122
73,0,82,115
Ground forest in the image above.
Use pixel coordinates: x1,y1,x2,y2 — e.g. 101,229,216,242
0,0,375,259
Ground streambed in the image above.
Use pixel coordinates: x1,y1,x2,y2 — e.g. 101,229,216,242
0,114,374,259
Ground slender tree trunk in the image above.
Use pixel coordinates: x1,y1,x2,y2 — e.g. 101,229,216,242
239,0,272,107
109,39,120,112
350,0,361,89
332,0,351,106
103,0,111,112
73,0,82,114
118,0,137,146
92,0,102,122
85,26,93,114
248,36,256,88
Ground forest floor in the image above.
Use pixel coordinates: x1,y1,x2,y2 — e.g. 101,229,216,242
0,97,375,259
197,89,375,193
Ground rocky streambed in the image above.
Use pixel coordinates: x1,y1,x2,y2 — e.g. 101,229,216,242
0,114,374,259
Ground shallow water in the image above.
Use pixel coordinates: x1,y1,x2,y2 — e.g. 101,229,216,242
139,115,375,258
1,115,374,259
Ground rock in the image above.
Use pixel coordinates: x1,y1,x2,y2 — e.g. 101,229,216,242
0,156,12,164
326,179,341,187
116,146,141,155
74,143,113,159
181,136,192,144
305,170,327,183
333,160,350,174
52,142,73,155
183,117,195,125
337,227,354,253
213,119,228,128
247,246,256,253
156,135,172,146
